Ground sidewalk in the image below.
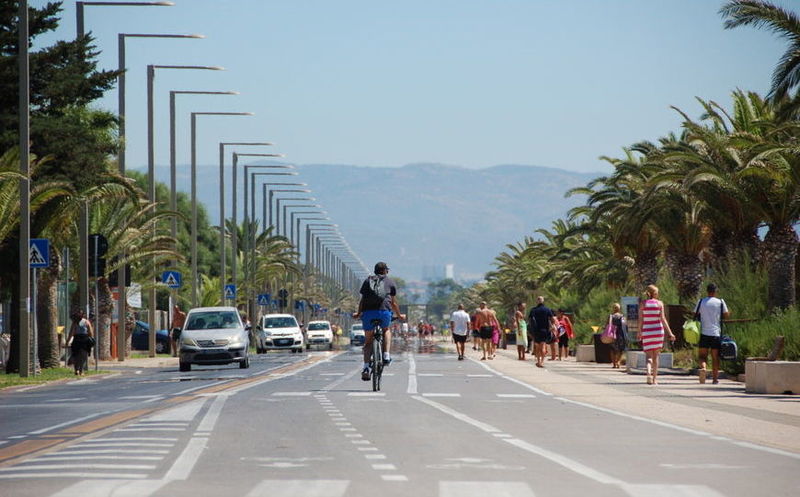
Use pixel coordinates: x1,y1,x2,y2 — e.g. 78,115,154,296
453,342,800,454
95,355,178,370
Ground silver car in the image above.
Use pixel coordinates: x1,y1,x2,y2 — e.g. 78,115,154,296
179,307,250,372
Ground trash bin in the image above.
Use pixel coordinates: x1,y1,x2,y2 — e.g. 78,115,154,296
593,333,613,363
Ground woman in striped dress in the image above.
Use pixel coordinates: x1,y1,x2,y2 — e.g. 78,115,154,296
638,285,675,385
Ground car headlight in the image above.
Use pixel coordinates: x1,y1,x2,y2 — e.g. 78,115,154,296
262,330,272,336
228,336,244,347
181,336,197,347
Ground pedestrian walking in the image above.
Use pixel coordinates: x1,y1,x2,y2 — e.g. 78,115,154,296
695,283,730,385
528,296,558,368
450,304,471,360
556,308,574,360
474,301,497,360
67,310,94,376
606,303,627,369
170,304,186,357
470,312,480,350
514,302,528,360
639,285,676,385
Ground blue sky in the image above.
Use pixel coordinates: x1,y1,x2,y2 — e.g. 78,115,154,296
34,0,786,175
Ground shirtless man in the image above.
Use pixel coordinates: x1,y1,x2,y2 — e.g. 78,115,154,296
474,301,498,360
170,304,186,357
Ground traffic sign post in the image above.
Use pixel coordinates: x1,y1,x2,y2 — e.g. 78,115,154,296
257,293,271,306
224,284,236,301
29,238,49,268
162,271,182,289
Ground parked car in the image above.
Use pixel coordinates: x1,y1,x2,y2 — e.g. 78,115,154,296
131,321,171,354
178,307,250,372
350,322,365,346
256,314,304,353
306,320,334,349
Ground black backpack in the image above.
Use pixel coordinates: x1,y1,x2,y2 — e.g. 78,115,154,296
363,276,389,307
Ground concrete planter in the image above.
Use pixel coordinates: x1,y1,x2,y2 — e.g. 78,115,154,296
746,360,800,394
575,344,595,362
626,350,673,371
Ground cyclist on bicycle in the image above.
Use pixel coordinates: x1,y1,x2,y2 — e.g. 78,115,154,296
352,261,406,381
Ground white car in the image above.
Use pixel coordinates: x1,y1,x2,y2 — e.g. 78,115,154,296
257,314,304,353
350,322,365,346
178,306,250,372
306,320,334,349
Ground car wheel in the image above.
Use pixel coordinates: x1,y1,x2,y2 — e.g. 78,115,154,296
179,361,190,372
239,356,250,369
306,343,310,350
329,343,333,350
155,341,166,354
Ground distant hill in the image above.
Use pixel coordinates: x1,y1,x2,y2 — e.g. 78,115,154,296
182,162,601,281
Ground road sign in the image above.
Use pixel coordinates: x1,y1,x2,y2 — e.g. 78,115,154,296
162,271,182,289
29,239,49,268
224,284,236,300
257,293,271,306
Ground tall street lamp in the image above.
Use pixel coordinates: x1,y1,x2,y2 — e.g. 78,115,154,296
232,158,295,299
218,144,274,295
145,64,221,357
276,197,315,238
75,0,177,359
190,112,254,307
263,186,309,234
117,43,207,359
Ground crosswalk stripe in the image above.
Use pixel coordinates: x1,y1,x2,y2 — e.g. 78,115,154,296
620,484,726,497
272,392,313,396
46,479,168,496
245,479,349,497
440,481,535,497
422,393,461,397
496,394,536,398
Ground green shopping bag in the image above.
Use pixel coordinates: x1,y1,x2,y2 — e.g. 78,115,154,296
683,319,700,345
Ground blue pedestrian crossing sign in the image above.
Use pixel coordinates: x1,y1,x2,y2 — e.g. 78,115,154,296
162,271,182,289
257,293,271,306
224,284,236,300
29,239,49,268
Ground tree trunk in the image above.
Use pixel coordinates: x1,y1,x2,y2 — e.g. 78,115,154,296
633,250,659,289
96,277,113,360
764,223,798,310
37,246,61,369
672,250,704,305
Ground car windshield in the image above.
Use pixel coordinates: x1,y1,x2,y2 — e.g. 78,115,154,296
264,317,297,329
185,311,240,330
308,323,329,330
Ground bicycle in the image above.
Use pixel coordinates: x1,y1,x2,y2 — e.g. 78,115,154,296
369,318,387,392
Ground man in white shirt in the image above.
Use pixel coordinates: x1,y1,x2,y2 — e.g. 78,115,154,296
450,304,471,360
696,283,730,384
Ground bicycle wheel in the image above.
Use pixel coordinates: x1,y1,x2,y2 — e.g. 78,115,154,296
372,330,382,392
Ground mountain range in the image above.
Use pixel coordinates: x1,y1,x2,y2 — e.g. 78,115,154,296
182,162,601,281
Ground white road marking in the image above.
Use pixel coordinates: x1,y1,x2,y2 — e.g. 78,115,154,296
440,481,535,497
119,395,162,400
345,434,363,438
351,440,371,445
272,391,312,396
340,428,356,432
620,484,726,497
381,475,408,481
31,455,164,462
348,392,385,397
196,394,228,432
145,398,206,422
44,398,85,402
46,479,169,496
0,472,148,479
53,449,169,455
0,463,156,471
407,353,418,394
27,412,105,435
163,436,207,481
422,393,461,397
419,373,443,377
320,373,344,376
358,447,378,451
115,428,186,432
84,437,177,442
365,454,387,460
466,374,493,378
497,394,536,398
414,395,625,486
371,463,396,470
472,359,551,395
245,480,349,497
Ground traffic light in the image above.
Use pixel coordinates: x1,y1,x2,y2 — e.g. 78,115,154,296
108,257,131,287
88,233,108,278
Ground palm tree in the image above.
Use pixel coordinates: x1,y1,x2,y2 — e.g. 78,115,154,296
721,1,800,103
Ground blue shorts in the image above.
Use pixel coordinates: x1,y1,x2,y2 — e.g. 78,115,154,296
362,310,392,331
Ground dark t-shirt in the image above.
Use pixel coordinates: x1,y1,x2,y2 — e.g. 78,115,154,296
528,304,554,332
359,275,397,311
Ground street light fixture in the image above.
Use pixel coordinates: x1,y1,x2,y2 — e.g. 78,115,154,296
275,197,315,238
75,0,178,362
262,186,310,233
190,112,254,306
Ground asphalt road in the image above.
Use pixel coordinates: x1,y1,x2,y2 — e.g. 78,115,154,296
0,339,798,497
